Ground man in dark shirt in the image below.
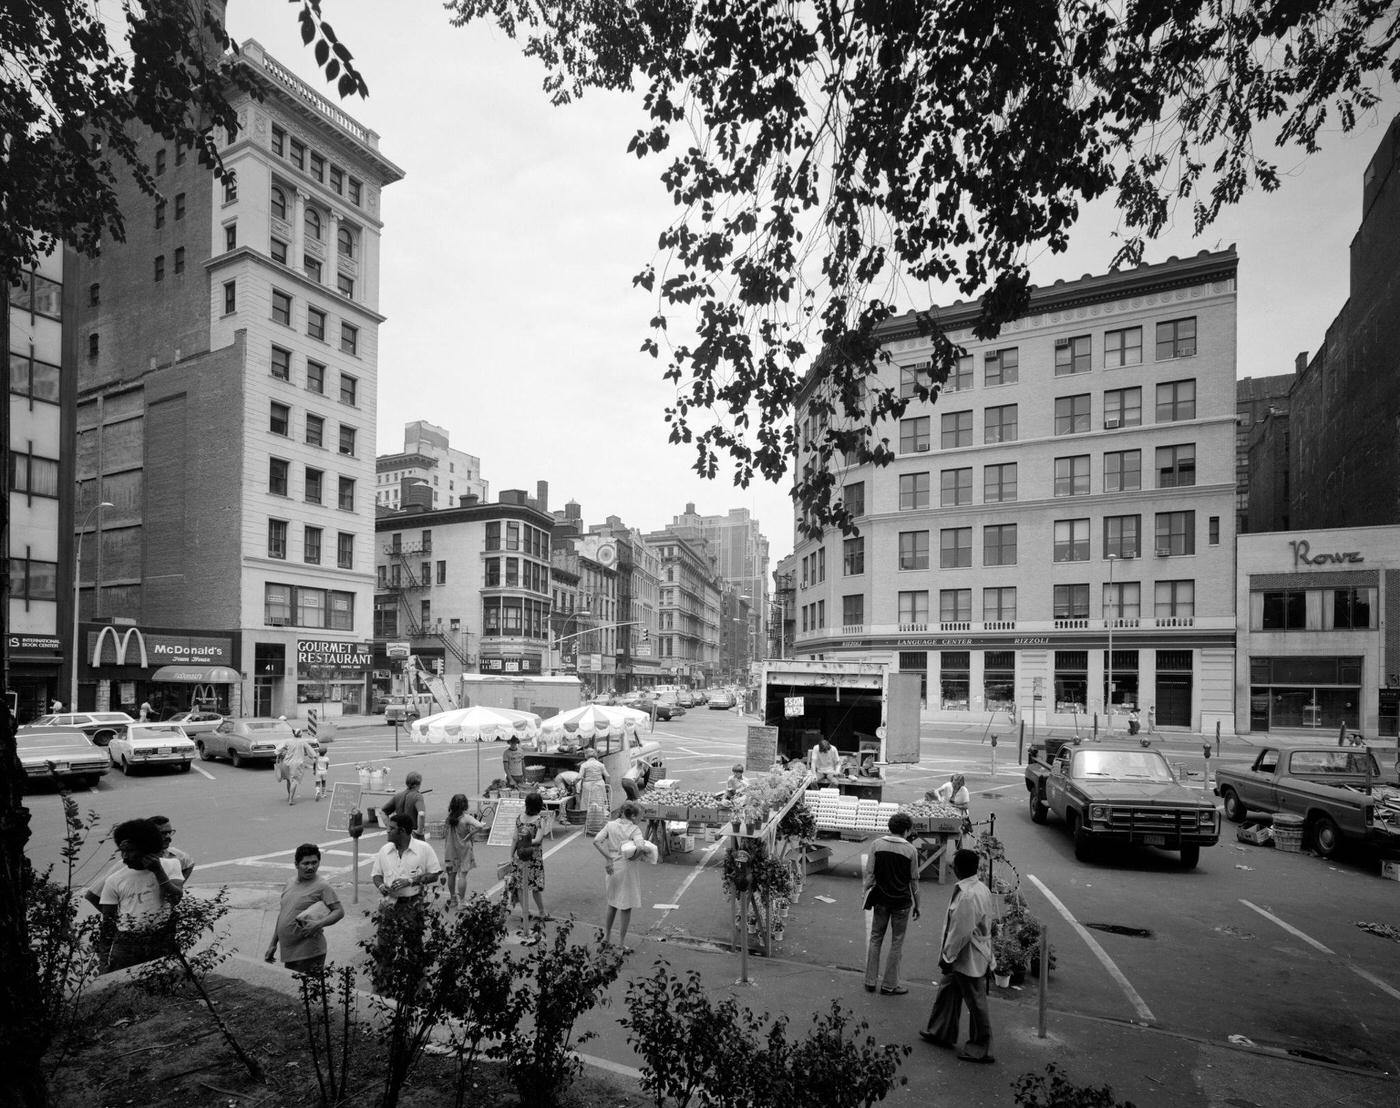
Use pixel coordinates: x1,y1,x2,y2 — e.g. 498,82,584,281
380,771,426,836
862,811,920,994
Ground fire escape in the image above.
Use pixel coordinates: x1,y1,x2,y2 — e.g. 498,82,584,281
382,538,473,669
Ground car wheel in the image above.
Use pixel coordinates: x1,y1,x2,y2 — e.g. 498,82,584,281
119,757,131,776
230,751,243,768
1179,845,1201,870
1028,788,1049,824
93,730,115,748
1221,788,1247,823
197,741,215,762
1310,814,1342,858
1070,812,1094,862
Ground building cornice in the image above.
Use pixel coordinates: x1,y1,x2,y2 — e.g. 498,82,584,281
375,501,554,531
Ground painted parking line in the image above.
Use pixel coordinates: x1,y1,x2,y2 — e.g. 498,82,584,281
191,764,216,781
653,840,724,927
1239,899,1400,1002
1027,873,1156,1023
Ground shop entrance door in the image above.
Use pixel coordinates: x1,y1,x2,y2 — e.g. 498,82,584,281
1249,690,1270,733
1155,674,1193,727
253,678,274,717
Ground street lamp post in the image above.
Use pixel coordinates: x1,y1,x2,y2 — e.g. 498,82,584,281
71,500,115,710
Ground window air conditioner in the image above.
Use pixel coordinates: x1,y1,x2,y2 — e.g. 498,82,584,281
1156,547,1172,557
914,443,930,452
1104,417,1121,429
268,617,288,626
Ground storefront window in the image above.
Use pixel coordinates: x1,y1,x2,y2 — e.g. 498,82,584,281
983,651,1014,711
940,651,970,710
1103,649,1139,710
1054,651,1088,712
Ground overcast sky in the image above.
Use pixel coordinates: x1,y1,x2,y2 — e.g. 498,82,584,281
238,1,1400,568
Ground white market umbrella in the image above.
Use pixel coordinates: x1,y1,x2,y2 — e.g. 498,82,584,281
411,706,542,745
540,703,649,743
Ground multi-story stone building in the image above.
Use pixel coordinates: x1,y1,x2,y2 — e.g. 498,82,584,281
646,530,722,687
8,249,67,719
375,487,553,681
1235,372,1293,533
375,419,488,510
670,503,772,661
64,39,402,717
588,517,663,692
792,248,1241,732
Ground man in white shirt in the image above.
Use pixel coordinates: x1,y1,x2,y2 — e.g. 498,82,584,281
921,848,995,1062
371,813,441,909
809,737,844,785
97,818,185,973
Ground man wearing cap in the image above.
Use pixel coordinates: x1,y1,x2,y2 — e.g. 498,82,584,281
503,736,526,788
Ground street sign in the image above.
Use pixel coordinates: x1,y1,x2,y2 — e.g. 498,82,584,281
387,642,411,659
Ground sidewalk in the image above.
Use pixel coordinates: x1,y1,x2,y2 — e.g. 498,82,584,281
212,880,1396,1108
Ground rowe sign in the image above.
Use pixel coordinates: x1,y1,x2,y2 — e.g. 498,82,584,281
386,642,412,659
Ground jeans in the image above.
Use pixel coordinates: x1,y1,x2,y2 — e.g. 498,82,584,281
864,903,911,989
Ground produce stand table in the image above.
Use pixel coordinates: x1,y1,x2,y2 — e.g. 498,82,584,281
805,788,966,884
835,776,886,802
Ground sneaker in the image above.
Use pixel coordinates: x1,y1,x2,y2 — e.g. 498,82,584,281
879,985,909,996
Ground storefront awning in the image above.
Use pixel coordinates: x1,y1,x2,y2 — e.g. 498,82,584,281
150,665,244,683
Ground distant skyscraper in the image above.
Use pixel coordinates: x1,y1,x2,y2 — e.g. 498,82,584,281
376,419,489,510
669,503,771,663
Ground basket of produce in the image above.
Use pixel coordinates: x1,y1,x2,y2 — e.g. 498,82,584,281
898,800,966,834
1272,813,1304,853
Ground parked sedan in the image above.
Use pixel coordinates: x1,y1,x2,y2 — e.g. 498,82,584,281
653,699,686,720
164,710,224,737
107,723,196,775
15,727,110,789
198,718,322,767
27,711,135,748
708,689,737,709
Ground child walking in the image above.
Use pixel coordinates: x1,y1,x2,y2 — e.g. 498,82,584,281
313,751,330,801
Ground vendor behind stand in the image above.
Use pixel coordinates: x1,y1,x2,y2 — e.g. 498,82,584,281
503,737,526,788
722,764,746,798
928,773,970,814
809,736,843,786
621,758,653,801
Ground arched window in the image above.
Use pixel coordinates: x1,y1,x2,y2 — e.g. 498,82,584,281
270,186,286,221
337,226,354,259
305,207,321,241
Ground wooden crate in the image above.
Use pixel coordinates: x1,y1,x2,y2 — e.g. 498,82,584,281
658,804,690,822
689,806,725,824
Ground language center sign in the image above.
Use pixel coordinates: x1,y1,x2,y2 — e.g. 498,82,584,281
297,639,374,668
86,625,233,668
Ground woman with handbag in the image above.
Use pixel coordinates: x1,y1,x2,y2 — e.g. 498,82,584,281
592,800,657,947
509,792,548,941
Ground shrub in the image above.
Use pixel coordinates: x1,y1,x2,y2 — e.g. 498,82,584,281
1013,1062,1136,1108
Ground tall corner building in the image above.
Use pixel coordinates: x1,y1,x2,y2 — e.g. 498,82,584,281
63,39,403,718
792,248,1239,733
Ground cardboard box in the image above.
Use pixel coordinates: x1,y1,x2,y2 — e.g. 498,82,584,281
671,834,697,853
801,845,833,875
1381,860,1400,882
1236,824,1273,846
659,804,690,822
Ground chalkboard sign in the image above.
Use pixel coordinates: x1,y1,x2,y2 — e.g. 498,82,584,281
486,797,526,848
745,725,779,772
325,782,363,834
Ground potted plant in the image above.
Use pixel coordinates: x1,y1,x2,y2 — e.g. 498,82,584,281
992,931,1026,988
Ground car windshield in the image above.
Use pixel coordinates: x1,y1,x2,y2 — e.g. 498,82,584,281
32,715,58,726
90,713,132,723
1072,750,1174,782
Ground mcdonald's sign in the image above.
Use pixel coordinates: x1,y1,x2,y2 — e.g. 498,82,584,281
90,625,149,667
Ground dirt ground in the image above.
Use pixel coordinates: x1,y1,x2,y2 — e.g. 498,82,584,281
48,974,647,1108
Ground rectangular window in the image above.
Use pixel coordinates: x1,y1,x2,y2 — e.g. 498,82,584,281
265,583,292,624
899,363,931,398
88,333,98,358
899,472,930,510
898,530,929,570
338,425,356,456
268,519,288,559
1156,580,1196,619
173,247,185,274
271,289,292,325
842,594,864,626
842,481,865,517
984,347,1018,386
271,346,291,380
307,306,325,340
8,557,59,603
1053,583,1090,620
940,467,972,506
155,149,166,175
1103,514,1141,558
437,560,447,585
89,283,99,306
349,178,362,205
1156,379,1196,421
336,273,354,298
1103,581,1141,620
222,223,236,252
983,523,1017,566
8,352,61,402
1054,455,1091,497
1155,510,1195,556
941,410,972,448
1156,443,1196,488
898,591,930,626
947,355,973,392
269,459,289,496
1054,394,1091,435
174,193,185,220
1104,449,1142,492
984,463,1017,503
339,374,357,406
1332,588,1372,629
1155,316,1197,360
307,361,325,394
1103,387,1141,428
1260,589,1306,629
269,401,290,436
7,451,60,497
341,322,359,355
270,238,288,264
1053,519,1090,562
337,477,355,511
289,138,305,170
983,587,1017,622
309,152,325,182
1054,335,1092,375
940,527,972,568
155,199,166,228
940,651,971,707
940,589,972,623
304,526,322,564
1209,515,1220,545
330,166,344,193
900,416,931,453
842,536,865,575
984,404,1018,443
272,125,285,157
337,532,354,569
305,468,323,504
221,280,236,313
1104,326,1142,368
223,175,237,203
304,256,322,283
154,255,165,282
485,522,500,551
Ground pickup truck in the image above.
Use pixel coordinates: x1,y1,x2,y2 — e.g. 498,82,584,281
1214,746,1400,858
1026,740,1220,868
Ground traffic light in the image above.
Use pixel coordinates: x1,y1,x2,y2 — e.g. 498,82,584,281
642,629,650,642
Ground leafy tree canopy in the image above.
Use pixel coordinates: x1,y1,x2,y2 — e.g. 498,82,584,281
448,0,1400,535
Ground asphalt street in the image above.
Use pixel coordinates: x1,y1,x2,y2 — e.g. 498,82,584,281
25,711,1400,1105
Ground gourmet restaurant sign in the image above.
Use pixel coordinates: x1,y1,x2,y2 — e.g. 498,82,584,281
297,639,373,667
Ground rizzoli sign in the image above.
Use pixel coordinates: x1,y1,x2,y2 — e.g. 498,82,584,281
1289,540,1364,569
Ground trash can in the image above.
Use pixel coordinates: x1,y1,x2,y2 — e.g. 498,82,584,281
1272,814,1305,853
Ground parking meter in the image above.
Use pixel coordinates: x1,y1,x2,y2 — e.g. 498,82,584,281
349,809,364,904
348,809,364,838
731,849,751,891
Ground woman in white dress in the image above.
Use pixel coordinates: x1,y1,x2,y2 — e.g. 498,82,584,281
592,800,655,946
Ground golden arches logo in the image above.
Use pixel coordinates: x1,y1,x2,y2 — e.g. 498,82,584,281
91,625,149,667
